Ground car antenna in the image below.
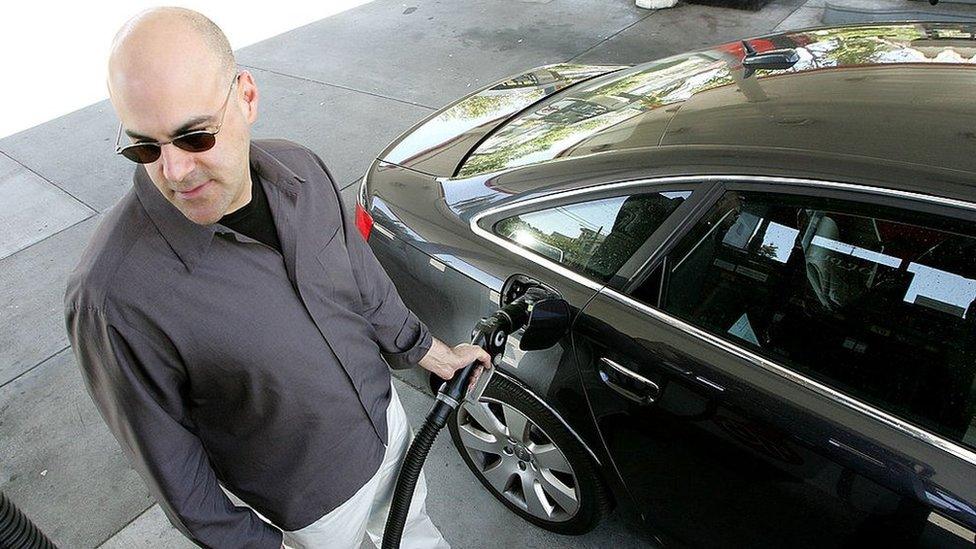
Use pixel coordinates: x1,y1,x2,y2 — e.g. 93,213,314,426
743,39,757,57
741,39,800,78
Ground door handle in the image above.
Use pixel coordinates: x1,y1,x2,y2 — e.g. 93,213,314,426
599,357,660,405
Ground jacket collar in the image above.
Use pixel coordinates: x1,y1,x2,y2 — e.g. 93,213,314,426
134,140,305,273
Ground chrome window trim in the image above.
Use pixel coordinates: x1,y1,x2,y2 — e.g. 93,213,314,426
469,174,976,467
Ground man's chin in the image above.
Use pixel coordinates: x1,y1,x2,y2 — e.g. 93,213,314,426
178,204,223,226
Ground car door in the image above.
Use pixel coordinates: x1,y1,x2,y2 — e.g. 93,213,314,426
461,179,708,525
572,177,976,547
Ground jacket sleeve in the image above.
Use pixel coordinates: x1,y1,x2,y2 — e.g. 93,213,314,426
64,305,283,549
308,150,433,370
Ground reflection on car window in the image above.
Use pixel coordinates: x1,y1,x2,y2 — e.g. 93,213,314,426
657,191,976,450
495,191,690,283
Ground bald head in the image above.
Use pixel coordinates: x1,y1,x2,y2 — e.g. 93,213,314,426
109,7,235,90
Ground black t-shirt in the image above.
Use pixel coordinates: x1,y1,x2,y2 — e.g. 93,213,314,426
218,169,282,252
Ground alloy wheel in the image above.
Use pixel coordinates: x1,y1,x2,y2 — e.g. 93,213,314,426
455,397,580,522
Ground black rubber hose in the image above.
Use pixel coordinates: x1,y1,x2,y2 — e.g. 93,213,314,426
0,492,57,549
382,406,445,548
382,292,541,547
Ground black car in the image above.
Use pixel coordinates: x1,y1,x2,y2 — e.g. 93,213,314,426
356,22,976,547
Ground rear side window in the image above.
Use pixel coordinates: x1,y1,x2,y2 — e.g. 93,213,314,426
653,191,976,449
494,191,690,284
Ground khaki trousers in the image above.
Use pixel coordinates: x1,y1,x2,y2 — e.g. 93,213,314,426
227,381,450,548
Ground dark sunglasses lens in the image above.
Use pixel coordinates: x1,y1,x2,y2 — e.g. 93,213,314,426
174,132,216,153
122,144,161,164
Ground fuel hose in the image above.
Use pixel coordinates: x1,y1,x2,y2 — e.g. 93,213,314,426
0,492,57,549
382,294,536,548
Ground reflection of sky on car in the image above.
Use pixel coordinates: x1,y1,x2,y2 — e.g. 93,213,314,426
518,195,628,240
798,42,976,66
781,24,976,71
722,209,976,320
809,235,901,268
501,109,638,167
513,230,564,262
760,224,799,264
906,263,976,318
516,191,691,241
723,214,800,265
388,87,546,161
384,63,623,167
805,236,976,318
459,55,732,177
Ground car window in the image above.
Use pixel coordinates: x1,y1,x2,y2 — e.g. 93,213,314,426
494,191,691,284
648,191,976,450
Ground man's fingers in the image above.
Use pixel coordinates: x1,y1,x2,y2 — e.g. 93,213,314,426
467,365,483,393
473,348,492,369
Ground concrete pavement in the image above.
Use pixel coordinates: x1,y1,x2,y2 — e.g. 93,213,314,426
0,1,823,546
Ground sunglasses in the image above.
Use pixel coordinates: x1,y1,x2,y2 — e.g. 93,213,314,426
115,73,240,164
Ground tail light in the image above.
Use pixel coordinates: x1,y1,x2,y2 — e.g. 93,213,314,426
355,169,374,240
355,202,374,240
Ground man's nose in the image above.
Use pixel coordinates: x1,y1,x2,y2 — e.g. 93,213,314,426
159,143,196,184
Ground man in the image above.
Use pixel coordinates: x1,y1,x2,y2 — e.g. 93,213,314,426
64,8,490,548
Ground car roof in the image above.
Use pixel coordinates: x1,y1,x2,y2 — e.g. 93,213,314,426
441,145,976,215
456,23,976,181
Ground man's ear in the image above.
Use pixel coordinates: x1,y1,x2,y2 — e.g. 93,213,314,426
237,69,259,125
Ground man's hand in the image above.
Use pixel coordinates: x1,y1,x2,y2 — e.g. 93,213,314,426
418,338,492,393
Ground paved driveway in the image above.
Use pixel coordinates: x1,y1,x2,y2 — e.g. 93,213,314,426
0,1,820,546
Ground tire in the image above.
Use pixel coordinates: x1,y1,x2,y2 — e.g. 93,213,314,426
446,373,611,535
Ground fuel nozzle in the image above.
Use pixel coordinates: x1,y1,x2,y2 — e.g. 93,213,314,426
437,282,560,409
497,285,556,333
